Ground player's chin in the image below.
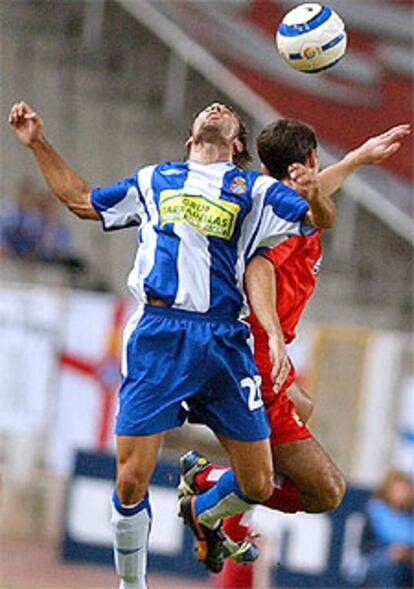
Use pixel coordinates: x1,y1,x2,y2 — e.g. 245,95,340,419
199,123,226,142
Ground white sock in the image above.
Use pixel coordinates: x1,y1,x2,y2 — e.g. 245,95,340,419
112,501,151,589
120,581,146,589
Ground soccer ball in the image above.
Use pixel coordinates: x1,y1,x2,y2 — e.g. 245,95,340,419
276,3,347,74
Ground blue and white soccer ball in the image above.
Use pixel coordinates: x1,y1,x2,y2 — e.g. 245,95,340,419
276,3,347,74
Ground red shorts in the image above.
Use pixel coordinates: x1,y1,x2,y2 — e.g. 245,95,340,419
262,360,312,446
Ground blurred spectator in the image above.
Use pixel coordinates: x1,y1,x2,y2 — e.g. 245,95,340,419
0,180,43,259
1,181,85,271
346,470,413,588
36,192,74,264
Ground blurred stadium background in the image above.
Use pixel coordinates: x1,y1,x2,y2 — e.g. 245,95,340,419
0,1,413,588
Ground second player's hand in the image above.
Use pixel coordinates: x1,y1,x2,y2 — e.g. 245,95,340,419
287,163,321,203
268,333,291,393
8,101,44,148
351,124,411,166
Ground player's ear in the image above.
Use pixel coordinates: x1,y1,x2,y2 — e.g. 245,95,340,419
233,138,243,155
185,137,193,151
260,162,270,176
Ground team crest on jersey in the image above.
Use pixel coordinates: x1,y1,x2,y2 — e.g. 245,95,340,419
230,177,248,195
312,255,323,276
159,190,240,240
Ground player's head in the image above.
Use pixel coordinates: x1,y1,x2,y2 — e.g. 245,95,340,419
187,103,252,169
374,470,413,512
257,118,318,180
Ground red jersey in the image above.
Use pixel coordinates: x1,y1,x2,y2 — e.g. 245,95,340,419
263,230,322,344
248,231,322,391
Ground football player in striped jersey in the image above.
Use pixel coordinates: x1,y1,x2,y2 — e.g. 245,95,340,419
9,101,335,588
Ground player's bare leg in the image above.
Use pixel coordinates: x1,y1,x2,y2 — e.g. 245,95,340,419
182,436,273,528
217,435,274,502
179,384,344,516
112,433,164,589
271,437,346,513
269,383,345,513
116,433,164,503
179,437,272,544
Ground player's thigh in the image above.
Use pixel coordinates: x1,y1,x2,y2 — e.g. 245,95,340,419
217,433,273,501
272,437,345,499
116,432,165,502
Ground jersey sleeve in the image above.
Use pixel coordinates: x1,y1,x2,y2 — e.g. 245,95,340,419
246,176,312,259
91,173,145,231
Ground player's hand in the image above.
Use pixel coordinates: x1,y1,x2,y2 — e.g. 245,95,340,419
352,124,411,165
8,101,44,148
287,163,321,203
273,355,291,394
268,333,291,393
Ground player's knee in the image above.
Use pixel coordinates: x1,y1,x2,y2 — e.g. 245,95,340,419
116,469,147,505
240,472,273,503
318,471,346,512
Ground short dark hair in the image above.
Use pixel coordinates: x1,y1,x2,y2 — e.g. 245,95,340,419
256,118,317,180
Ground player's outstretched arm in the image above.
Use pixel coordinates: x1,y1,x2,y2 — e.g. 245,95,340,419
318,124,411,198
9,101,99,220
245,256,290,392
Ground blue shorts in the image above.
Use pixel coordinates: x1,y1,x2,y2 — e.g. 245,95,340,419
116,305,270,442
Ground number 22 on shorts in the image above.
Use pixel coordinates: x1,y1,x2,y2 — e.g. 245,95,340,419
241,375,264,410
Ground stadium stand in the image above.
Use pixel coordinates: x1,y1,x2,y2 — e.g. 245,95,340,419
147,0,412,184
1,0,412,330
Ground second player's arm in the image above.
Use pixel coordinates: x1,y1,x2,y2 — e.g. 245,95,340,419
318,123,411,198
9,101,98,220
288,124,410,226
245,256,290,391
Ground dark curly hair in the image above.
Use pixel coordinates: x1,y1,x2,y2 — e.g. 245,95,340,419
233,116,252,170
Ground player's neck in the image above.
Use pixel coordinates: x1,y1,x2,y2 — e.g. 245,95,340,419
188,141,233,166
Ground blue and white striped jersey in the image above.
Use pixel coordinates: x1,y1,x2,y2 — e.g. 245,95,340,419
92,160,310,319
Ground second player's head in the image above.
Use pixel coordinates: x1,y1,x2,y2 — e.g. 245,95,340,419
257,119,318,180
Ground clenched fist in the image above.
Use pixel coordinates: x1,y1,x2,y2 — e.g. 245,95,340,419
9,101,44,148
